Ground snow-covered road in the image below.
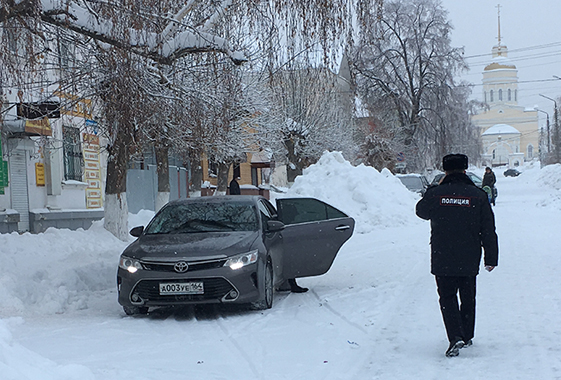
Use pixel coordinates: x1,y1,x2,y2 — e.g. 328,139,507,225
2,160,561,380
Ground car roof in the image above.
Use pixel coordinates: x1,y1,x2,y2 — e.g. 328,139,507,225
167,195,265,206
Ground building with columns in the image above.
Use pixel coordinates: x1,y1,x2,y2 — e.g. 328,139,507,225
471,12,539,167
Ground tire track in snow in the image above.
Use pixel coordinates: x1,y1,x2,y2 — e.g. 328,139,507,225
216,317,263,379
309,289,368,334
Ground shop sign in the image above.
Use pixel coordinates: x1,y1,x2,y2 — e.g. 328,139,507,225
35,163,45,186
25,118,52,136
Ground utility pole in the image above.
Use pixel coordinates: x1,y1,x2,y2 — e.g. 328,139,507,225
540,94,559,164
535,108,550,162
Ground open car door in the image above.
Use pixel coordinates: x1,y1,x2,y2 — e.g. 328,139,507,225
276,198,354,279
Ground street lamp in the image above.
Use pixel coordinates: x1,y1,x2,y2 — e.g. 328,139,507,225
540,94,559,164
534,108,550,153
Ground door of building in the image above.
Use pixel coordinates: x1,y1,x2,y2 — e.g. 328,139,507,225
9,149,30,232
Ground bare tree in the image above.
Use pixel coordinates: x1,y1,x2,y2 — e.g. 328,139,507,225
255,64,357,182
1,0,382,239
353,0,472,171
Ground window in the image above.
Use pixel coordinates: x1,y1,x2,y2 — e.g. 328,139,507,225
277,198,348,225
251,167,258,186
63,126,83,181
498,89,503,101
208,160,217,177
490,90,494,102
59,38,75,69
508,89,512,101
258,200,277,230
233,164,241,179
527,144,534,158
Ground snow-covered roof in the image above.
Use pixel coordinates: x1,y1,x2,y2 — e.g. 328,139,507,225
484,55,516,71
482,124,520,136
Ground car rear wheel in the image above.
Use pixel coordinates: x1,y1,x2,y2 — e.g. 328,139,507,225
251,261,274,310
123,306,149,316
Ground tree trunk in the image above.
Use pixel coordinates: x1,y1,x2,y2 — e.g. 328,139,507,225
284,136,303,183
104,122,130,241
215,162,230,195
189,151,203,197
155,143,170,211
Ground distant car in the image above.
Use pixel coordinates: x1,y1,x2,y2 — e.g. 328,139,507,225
504,168,521,177
430,173,445,187
397,174,430,196
117,195,354,315
429,172,497,199
431,172,481,186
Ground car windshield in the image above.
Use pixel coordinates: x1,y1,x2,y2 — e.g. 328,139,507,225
398,176,422,190
144,201,259,234
467,172,482,186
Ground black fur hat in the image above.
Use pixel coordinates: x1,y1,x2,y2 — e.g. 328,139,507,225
442,154,468,171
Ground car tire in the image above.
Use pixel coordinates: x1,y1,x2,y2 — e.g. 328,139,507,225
123,306,149,316
251,261,274,310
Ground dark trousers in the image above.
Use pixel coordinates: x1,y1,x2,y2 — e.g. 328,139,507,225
435,275,476,343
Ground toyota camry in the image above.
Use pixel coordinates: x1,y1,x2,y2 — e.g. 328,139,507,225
117,195,354,315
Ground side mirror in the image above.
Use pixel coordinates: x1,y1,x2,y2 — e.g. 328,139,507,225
130,226,144,237
267,220,285,232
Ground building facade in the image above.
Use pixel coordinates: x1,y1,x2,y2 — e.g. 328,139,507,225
471,43,539,168
1,91,106,233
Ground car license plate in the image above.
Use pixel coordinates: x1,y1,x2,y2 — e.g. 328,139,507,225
159,282,204,295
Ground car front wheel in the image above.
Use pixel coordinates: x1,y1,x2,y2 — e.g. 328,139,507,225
251,261,274,310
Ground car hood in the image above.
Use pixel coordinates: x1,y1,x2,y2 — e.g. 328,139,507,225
122,231,260,261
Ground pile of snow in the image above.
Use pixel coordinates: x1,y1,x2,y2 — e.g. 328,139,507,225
536,163,561,209
538,163,561,190
272,151,421,234
508,162,561,209
0,319,95,380
0,213,153,317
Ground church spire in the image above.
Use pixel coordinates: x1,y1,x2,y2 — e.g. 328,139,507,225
496,4,503,56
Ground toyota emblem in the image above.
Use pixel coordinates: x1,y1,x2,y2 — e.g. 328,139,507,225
174,261,189,273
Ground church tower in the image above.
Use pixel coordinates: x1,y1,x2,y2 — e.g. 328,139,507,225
471,4,539,167
482,5,519,107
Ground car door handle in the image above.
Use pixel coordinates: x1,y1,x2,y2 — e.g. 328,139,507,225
335,225,351,231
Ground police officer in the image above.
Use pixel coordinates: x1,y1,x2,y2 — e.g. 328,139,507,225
416,154,499,357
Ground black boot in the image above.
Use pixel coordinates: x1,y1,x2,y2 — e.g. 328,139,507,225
288,279,308,293
445,339,465,357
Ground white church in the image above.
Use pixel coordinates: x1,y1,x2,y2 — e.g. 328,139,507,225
471,12,539,168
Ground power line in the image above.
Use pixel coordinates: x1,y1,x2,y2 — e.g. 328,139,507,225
460,78,560,87
463,41,561,59
467,51,561,68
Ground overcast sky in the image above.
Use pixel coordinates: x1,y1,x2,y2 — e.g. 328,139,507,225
440,0,561,119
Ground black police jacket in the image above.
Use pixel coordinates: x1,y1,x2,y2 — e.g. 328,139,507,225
416,172,498,276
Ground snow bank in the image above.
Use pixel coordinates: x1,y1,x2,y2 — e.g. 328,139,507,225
536,163,561,209
0,212,154,317
273,151,420,234
0,319,95,380
538,163,561,190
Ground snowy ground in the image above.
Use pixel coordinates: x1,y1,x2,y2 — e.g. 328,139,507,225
1,154,561,380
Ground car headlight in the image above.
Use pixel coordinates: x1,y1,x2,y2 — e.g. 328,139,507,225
224,250,259,270
119,256,143,273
